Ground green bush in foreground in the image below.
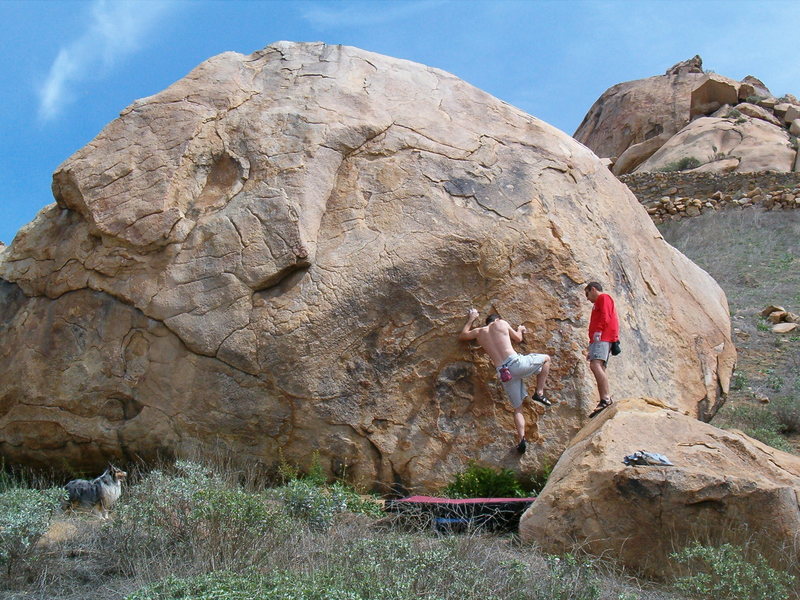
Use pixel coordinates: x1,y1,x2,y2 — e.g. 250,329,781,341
269,478,382,531
0,487,62,575
126,537,604,600
113,461,291,572
443,461,528,498
670,542,795,600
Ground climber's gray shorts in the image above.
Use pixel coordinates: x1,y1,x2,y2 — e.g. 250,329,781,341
588,341,611,363
497,353,548,409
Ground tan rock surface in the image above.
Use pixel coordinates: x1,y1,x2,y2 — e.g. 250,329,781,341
519,398,800,577
690,76,740,119
734,102,783,127
635,117,795,173
0,43,735,490
574,58,712,163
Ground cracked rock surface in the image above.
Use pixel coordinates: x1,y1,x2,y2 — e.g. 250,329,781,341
519,397,800,576
0,42,734,491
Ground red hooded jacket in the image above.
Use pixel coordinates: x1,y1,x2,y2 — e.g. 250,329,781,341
588,293,619,343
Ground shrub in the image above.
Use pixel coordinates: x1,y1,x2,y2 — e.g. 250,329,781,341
670,542,794,600
730,371,748,391
0,487,63,576
541,554,601,600
127,536,535,600
443,461,528,498
770,396,800,434
658,157,701,172
270,479,382,530
719,403,793,452
112,460,291,572
746,95,767,104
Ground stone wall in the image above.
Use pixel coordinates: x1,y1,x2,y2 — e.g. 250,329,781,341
620,171,800,223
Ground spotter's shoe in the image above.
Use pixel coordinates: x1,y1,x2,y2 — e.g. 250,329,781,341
516,438,528,454
589,397,613,418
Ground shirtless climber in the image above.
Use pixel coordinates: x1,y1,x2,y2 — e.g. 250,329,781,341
459,309,552,454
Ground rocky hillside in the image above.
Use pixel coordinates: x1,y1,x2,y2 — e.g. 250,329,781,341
576,55,800,175
0,42,734,491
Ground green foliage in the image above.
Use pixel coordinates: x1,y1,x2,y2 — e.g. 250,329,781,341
730,371,748,391
770,395,800,434
658,156,701,172
269,479,382,531
443,461,528,498
0,487,62,574
541,554,601,600
670,542,794,600
113,460,290,570
528,462,554,495
127,536,539,600
719,403,794,452
745,95,767,104
725,108,742,118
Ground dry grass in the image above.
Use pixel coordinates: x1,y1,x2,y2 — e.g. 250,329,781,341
659,207,800,453
0,455,688,600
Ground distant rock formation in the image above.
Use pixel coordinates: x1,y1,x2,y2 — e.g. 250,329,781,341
575,56,800,175
0,42,735,490
519,397,800,577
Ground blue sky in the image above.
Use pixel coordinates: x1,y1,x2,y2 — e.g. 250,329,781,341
1,0,798,244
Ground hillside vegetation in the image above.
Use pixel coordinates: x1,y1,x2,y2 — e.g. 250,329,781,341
659,207,800,452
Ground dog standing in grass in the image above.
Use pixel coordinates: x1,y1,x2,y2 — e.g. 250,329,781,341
64,465,127,519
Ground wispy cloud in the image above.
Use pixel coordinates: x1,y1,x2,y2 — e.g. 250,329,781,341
38,0,174,122
302,0,446,29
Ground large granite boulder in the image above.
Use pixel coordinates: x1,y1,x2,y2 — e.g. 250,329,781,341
634,116,796,173
519,398,800,577
0,42,735,490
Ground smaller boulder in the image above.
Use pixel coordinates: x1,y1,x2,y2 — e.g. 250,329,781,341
741,75,772,98
773,322,798,333
790,119,800,137
665,55,703,75
785,105,800,124
735,102,783,127
519,398,800,577
761,304,786,316
768,310,788,323
690,77,739,119
773,103,791,120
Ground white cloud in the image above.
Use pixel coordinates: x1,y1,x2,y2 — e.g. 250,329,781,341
38,0,173,122
302,0,446,29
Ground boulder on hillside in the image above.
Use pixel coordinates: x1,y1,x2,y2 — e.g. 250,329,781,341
634,117,795,173
574,57,712,161
734,102,783,127
665,55,704,76
689,76,740,120
519,398,800,577
0,43,735,489
741,75,772,98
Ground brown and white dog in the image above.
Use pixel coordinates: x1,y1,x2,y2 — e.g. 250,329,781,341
64,465,127,519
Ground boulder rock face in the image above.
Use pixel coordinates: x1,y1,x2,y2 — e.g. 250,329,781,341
576,56,799,175
519,398,800,577
634,116,796,173
0,42,735,490
574,60,710,162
